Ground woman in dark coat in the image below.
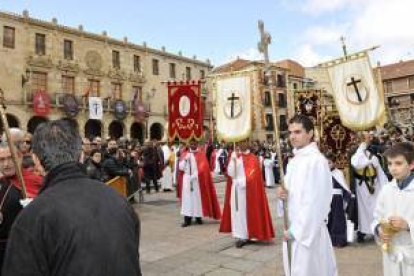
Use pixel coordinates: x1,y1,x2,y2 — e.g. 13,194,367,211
85,149,107,182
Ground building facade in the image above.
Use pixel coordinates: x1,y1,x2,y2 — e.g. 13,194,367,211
208,58,288,142
0,10,212,143
379,59,414,133
275,59,314,118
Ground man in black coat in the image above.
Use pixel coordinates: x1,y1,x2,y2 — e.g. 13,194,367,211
2,119,141,276
142,141,159,193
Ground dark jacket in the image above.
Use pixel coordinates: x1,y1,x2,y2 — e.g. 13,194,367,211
102,154,130,180
84,159,108,182
2,162,141,276
0,179,22,273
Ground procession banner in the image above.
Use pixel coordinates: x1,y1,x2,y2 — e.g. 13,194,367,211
324,53,386,130
294,89,322,125
167,81,203,141
321,113,354,169
216,75,252,142
88,97,103,120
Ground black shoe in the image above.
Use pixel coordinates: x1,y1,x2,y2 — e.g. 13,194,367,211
195,218,203,225
181,221,191,227
235,239,248,248
182,216,192,227
357,232,365,243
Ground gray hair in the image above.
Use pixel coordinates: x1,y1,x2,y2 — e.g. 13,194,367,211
32,119,82,172
1,128,25,150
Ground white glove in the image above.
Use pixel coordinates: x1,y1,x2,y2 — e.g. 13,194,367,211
20,198,33,208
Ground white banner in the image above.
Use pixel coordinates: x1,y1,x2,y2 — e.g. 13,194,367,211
327,55,386,130
88,97,103,120
216,76,252,142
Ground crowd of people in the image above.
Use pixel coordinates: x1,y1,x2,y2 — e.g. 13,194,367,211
0,116,413,275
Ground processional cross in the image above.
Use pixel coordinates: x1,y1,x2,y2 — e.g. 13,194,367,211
257,20,291,268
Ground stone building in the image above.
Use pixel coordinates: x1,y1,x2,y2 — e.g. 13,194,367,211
275,59,314,117
0,10,212,143
208,58,288,142
379,59,414,133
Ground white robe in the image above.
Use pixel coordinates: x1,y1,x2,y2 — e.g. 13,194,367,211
172,146,179,186
283,142,337,276
214,149,223,175
161,145,173,190
263,158,275,187
179,151,203,218
227,152,248,240
372,178,414,276
351,142,388,234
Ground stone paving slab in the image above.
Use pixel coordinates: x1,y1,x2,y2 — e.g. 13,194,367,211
135,181,383,275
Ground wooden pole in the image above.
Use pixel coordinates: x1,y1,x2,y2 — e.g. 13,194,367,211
0,89,27,199
257,20,291,269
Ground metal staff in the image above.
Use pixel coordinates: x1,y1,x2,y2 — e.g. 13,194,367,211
257,20,291,268
0,89,27,199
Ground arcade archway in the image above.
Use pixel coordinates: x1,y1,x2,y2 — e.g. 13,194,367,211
130,122,145,144
85,119,102,138
149,123,163,141
108,121,124,139
27,116,47,134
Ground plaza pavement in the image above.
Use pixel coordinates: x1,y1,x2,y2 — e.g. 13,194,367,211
133,177,383,276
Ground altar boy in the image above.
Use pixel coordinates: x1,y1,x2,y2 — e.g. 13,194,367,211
372,142,414,276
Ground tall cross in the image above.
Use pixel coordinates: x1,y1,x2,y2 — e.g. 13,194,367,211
258,20,272,73
347,77,363,102
227,92,239,118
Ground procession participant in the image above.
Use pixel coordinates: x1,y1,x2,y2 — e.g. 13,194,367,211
277,114,337,276
372,142,414,276
326,153,352,247
213,145,223,175
351,131,388,242
219,140,274,248
160,142,174,192
2,119,141,276
178,138,221,227
0,143,23,272
271,147,280,185
263,150,275,188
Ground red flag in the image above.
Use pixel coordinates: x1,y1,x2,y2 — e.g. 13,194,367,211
168,81,203,141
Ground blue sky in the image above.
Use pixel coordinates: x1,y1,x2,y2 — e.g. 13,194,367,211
1,0,413,67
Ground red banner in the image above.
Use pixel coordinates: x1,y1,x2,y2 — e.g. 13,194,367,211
33,90,51,116
168,81,203,141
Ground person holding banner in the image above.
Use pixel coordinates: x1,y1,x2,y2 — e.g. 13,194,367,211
277,114,337,276
219,140,274,248
178,139,221,227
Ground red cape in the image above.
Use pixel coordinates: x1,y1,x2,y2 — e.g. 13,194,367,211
219,153,275,241
177,149,221,220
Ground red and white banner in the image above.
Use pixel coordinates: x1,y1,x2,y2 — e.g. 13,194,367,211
33,90,51,116
168,81,203,141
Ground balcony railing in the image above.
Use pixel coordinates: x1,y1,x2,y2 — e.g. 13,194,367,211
24,91,151,116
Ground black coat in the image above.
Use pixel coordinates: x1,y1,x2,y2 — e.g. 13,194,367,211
84,159,108,182
102,154,130,180
0,180,22,273
2,162,141,276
